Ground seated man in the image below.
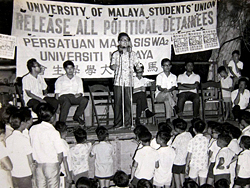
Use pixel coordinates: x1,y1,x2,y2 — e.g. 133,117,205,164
55,60,88,125
22,58,58,114
231,77,250,122
177,60,200,119
155,58,178,123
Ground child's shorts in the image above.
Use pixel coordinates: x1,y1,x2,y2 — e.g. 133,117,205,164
189,166,208,179
214,174,230,184
234,177,250,186
172,164,186,174
207,163,215,178
223,97,231,103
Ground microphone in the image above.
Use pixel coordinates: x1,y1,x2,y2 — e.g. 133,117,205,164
118,45,123,54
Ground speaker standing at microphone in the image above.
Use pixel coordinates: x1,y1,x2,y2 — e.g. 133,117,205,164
110,32,140,129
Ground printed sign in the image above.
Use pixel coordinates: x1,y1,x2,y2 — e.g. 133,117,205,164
0,34,16,59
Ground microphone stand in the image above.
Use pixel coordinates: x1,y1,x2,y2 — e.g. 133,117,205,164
128,47,134,129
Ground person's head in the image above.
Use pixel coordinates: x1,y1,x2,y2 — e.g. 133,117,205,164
240,136,250,150
200,184,214,188
0,121,6,142
232,50,240,62
240,113,250,130
55,121,67,139
74,128,87,144
207,121,220,135
133,125,149,140
137,179,153,188
63,60,75,76
217,66,228,78
161,58,172,72
193,119,206,134
75,177,94,188
37,103,56,123
19,107,33,129
95,126,109,141
217,134,232,148
185,59,194,72
229,125,242,139
138,131,152,144
27,58,41,74
9,110,26,131
183,178,199,188
157,122,173,135
113,170,129,187
173,118,187,132
118,32,131,47
0,105,18,124
211,125,224,139
214,178,229,188
134,63,144,78
156,131,171,146
238,77,248,91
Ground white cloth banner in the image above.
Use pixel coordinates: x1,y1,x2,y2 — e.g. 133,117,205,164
0,34,16,59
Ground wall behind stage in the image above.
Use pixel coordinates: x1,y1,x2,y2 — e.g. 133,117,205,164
12,0,217,78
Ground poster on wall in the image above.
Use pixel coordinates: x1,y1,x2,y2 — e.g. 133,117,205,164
0,34,16,59
12,0,218,78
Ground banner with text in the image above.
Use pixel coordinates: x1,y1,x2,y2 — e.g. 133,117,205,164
17,35,171,78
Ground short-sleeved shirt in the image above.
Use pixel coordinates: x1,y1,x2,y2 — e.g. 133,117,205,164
110,51,139,87
55,75,84,97
231,89,250,109
91,141,115,177
6,130,32,177
187,133,209,169
70,143,92,175
237,150,250,178
228,60,243,78
220,75,233,98
133,77,154,94
29,121,64,163
155,72,177,98
172,131,193,165
154,146,176,185
213,147,234,175
60,138,73,174
134,146,159,180
228,139,242,155
208,139,221,163
177,72,200,94
22,73,47,105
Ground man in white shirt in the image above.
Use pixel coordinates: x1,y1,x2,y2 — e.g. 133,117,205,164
228,50,243,87
177,60,200,119
231,77,250,121
22,58,58,114
55,60,88,125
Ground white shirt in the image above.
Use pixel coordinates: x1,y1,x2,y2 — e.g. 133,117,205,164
29,121,64,163
61,139,72,174
55,74,84,97
134,146,159,180
6,130,32,178
155,72,177,97
22,73,47,105
70,142,92,175
187,133,209,169
220,75,233,98
133,77,154,94
213,147,234,175
154,146,175,186
237,150,250,178
208,139,221,163
228,60,243,78
177,71,200,94
231,89,250,109
228,139,242,155
172,131,193,165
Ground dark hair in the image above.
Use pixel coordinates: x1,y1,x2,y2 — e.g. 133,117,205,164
74,128,87,143
76,177,94,188
161,58,172,66
217,134,232,147
185,59,194,66
183,178,199,188
232,50,240,56
113,170,129,187
138,131,152,143
173,118,187,131
213,125,224,134
241,113,250,125
238,77,248,85
240,136,250,149
156,131,171,144
19,107,32,122
207,121,220,130
0,105,18,124
95,126,109,141
118,32,130,41
158,122,172,133
200,184,214,188
218,66,227,74
27,58,38,72
9,111,24,130
193,119,206,133
134,65,144,73
137,179,153,188
214,178,229,188
229,125,242,139
133,125,149,137
55,121,67,134
63,60,75,69
37,103,55,122
0,121,6,135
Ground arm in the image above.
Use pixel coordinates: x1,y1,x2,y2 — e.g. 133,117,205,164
25,90,46,103
57,152,63,166
235,164,240,177
208,150,213,165
216,157,225,169
76,77,84,97
63,156,73,184
221,87,233,92
0,156,13,171
157,85,177,93
228,66,237,78
185,152,192,177
178,82,199,90
134,86,146,93
233,90,241,105
130,160,138,181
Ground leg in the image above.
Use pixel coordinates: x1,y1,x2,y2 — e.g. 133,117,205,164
98,179,105,188
206,177,214,185
43,163,60,188
114,86,122,127
179,173,185,188
173,174,182,188
124,87,132,126
27,99,41,114
133,92,143,121
177,92,188,118
232,105,241,120
199,177,207,186
71,96,88,119
104,179,110,188
58,94,72,122
44,97,59,113
189,93,200,119
35,164,47,188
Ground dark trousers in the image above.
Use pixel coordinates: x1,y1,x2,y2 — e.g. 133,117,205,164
58,94,88,122
133,92,148,120
12,175,32,188
177,92,200,118
114,86,132,127
232,105,250,121
27,97,59,114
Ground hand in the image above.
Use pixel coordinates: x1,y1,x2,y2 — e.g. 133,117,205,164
140,86,146,92
75,93,82,98
217,165,224,170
